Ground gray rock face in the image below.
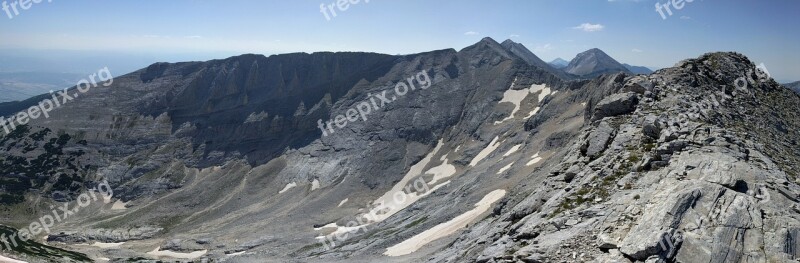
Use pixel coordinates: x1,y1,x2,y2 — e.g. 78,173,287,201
592,92,639,121
583,121,615,158
428,52,800,263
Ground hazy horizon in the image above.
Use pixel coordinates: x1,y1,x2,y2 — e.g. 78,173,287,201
0,0,798,82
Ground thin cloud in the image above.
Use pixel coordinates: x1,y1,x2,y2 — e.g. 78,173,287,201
510,34,520,38
573,23,605,32
632,48,643,53
534,43,553,53
464,31,479,36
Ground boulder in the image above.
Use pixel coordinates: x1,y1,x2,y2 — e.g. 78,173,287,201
584,121,615,158
592,92,639,121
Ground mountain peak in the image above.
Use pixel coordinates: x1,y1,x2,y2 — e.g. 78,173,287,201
565,48,631,78
548,58,569,69
479,37,500,45
497,40,571,80
500,39,517,46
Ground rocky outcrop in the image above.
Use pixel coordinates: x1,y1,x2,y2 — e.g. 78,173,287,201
591,92,638,121
428,52,800,263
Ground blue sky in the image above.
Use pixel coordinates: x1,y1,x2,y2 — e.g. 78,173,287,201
0,0,798,81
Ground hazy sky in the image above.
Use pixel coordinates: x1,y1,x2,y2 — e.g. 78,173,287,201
1,0,798,81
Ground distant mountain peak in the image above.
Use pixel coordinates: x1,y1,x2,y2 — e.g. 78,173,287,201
784,81,800,94
498,39,571,80
622,63,654,75
565,48,631,78
479,37,500,45
500,39,518,46
548,58,569,69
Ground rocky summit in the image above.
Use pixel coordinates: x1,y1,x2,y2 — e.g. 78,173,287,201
0,38,799,263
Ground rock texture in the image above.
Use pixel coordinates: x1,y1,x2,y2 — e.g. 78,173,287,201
428,52,800,263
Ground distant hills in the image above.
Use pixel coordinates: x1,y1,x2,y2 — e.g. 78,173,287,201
622,63,654,74
548,58,569,69
0,43,658,104
547,49,653,78
499,39,651,80
0,72,84,103
784,81,800,93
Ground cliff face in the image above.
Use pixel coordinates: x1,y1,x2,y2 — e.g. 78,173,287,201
0,39,798,263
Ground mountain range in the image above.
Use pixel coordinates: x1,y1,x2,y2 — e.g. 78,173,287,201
785,81,800,93
0,37,798,262
622,63,654,74
549,50,654,78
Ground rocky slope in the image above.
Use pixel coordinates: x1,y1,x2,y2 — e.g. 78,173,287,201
0,38,798,263
426,52,800,263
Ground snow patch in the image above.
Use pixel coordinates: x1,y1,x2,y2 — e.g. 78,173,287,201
384,189,508,257
0,255,27,263
497,163,513,174
90,242,124,248
314,223,369,240
525,107,541,119
526,152,542,166
368,140,445,223
311,179,320,191
503,144,522,157
337,198,349,207
147,247,207,259
278,182,297,194
425,158,456,185
314,222,338,231
469,137,502,167
495,83,552,124
111,200,128,210
530,84,552,102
